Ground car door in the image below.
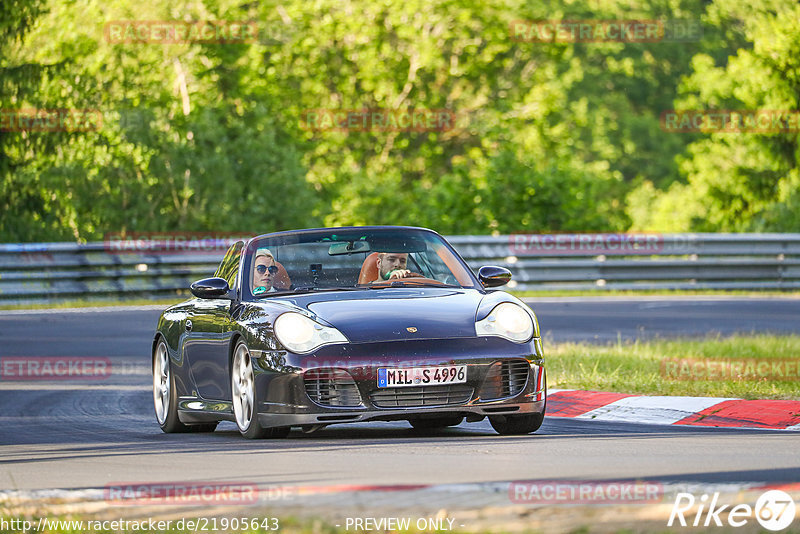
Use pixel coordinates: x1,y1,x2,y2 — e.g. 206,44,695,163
183,241,243,401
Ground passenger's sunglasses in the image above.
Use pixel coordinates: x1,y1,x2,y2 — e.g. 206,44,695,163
256,264,279,275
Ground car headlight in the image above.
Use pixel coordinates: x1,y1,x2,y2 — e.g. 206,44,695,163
274,312,348,354
475,302,534,343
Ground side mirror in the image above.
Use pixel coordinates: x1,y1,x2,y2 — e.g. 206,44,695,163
190,277,231,299
478,266,512,288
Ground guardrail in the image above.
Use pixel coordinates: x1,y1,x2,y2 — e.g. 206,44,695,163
1,233,798,304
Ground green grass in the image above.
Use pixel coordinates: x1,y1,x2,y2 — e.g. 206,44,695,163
546,334,800,399
0,297,187,311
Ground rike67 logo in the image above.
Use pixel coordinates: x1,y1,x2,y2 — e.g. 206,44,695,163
668,490,796,531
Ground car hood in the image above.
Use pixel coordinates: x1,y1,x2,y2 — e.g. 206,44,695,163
282,288,483,343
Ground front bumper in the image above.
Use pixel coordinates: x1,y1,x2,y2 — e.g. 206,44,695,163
257,399,545,427
251,337,546,428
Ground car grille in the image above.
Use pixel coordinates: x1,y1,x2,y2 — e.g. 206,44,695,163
304,369,362,407
370,384,474,408
478,359,530,400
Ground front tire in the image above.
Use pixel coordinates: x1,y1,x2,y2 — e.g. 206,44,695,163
188,423,218,433
489,412,544,435
409,416,463,430
153,338,189,433
231,341,290,439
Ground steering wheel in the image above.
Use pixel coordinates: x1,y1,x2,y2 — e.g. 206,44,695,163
368,275,450,287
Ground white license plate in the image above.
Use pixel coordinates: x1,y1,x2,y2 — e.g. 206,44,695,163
377,365,467,388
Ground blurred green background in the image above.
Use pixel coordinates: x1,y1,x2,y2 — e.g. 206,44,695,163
2,0,798,242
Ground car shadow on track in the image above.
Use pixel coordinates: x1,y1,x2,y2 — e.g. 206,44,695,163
1,417,793,467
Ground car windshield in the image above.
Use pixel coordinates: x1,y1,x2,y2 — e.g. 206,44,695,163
243,228,478,298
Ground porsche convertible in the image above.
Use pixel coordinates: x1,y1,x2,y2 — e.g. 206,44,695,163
152,226,546,438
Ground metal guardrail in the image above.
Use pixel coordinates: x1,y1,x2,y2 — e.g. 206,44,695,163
1,233,799,304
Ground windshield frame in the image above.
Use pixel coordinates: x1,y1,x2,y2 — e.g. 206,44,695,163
239,226,480,300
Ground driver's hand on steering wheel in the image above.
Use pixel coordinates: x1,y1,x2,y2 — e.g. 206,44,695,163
387,269,411,279
387,269,422,279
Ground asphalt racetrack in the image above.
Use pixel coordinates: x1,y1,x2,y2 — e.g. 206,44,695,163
0,297,798,529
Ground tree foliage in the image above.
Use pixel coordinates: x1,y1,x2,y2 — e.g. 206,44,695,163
627,0,800,231
0,0,797,241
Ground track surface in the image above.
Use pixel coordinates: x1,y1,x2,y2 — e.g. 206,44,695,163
0,298,798,493
529,296,800,343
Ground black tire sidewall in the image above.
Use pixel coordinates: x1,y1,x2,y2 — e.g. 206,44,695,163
409,416,464,429
489,411,544,435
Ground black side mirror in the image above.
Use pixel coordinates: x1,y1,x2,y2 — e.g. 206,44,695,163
190,277,231,299
478,266,512,288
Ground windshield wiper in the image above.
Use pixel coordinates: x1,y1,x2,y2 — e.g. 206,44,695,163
364,281,460,288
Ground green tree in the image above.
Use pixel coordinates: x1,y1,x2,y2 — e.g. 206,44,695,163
3,0,760,241
627,0,800,231
1,0,319,241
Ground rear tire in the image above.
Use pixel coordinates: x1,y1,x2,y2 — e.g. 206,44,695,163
231,341,290,439
409,416,463,430
489,412,544,435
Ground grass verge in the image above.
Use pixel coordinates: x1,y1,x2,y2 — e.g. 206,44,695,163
546,334,800,399
0,297,187,311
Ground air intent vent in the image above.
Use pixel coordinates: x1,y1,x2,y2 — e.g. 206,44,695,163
479,359,530,400
370,384,474,408
304,368,362,407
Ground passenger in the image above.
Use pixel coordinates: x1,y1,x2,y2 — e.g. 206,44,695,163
252,248,279,294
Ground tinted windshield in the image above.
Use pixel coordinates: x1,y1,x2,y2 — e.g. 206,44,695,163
242,228,477,298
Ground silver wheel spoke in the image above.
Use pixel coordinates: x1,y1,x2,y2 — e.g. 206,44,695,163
242,396,250,420
232,345,256,432
244,388,253,416
153,343,170,425
232,378,240,397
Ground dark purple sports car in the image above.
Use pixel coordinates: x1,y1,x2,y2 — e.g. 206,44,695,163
152,226,546,438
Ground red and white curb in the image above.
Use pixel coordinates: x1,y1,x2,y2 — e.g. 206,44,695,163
547,389,800,430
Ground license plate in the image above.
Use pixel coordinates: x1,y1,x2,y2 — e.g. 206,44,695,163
377,365,467,388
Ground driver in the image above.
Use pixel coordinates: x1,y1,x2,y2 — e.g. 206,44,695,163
373,252,421,282
252,248,279,294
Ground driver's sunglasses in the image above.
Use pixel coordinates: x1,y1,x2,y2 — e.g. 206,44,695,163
256,265,279,275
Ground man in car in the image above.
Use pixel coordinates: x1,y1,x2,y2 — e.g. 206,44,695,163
374,252,421,281
252,248,279,294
